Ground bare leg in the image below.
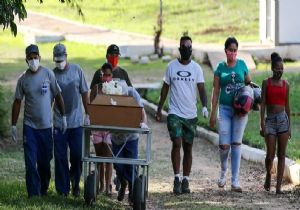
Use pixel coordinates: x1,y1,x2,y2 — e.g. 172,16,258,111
103,143,112,195
264,135,276,191
182,141,193,176
276,132,289,194
171,138,182,175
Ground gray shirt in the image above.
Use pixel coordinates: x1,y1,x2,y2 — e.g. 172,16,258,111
53,63,88,128
15,66,61,129
112,87,144,145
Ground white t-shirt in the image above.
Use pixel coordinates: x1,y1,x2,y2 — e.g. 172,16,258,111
163,59,205,119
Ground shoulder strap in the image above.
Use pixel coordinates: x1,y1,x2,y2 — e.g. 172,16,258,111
267,78,272,86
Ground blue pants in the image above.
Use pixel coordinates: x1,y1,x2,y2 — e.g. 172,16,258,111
53,127,82,194
218,105,248,186
23,125,53,197
112,139,138,185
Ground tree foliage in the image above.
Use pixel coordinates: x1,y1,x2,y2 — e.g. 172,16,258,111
0,0,83,36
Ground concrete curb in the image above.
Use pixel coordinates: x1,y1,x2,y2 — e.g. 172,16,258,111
141,98,300,185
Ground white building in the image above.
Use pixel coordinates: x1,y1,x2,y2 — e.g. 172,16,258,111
260,0,300,45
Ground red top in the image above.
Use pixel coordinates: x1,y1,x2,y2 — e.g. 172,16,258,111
266,78,287,106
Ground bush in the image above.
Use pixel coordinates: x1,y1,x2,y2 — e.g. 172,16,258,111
0,84,11,137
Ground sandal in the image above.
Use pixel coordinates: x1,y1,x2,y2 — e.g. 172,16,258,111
105,184,112,197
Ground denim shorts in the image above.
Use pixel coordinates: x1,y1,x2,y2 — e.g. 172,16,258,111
167,114,198,144
265,111,289,135
218,105,248,145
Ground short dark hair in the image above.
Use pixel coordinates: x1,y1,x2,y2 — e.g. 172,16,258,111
180,36,192,44
270,52,283,69
224,37,238,49
101,62,113,72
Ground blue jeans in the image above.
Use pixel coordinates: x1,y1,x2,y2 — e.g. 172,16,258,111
53,127,83,194
217,105,248,185
112,139,138,185
23,125,53,197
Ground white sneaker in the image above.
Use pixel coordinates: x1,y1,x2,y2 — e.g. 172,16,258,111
217,177,226,188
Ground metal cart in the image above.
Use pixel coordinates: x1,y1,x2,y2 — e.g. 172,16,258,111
82,125,152,210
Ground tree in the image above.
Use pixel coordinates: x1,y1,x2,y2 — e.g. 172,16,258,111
0,0,83,36
154,0,163,56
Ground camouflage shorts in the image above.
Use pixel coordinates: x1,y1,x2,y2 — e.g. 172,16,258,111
167,114,198,144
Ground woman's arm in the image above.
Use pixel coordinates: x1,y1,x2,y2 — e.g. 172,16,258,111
285,81,291,138
260,80,267,137
89,85,98,103
245,73,251,85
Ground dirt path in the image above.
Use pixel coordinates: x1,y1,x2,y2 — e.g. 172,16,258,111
143,115,300,210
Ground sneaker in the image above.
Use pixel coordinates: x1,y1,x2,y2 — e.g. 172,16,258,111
231,185,242,193
181,178,190,194
173,177,181,195
217,177,226,188
117,177,127,201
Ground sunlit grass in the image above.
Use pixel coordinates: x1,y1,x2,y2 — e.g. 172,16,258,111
24,0,259,44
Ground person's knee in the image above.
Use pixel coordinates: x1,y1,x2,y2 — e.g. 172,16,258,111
266,153,275,160
183,142,192,153
277,151,286,160
172,138,182,148
219,144,230,150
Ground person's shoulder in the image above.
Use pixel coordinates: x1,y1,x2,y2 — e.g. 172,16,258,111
237,58,247,66
17,70,27,81
190,60,202,68
166,59,179,69
216,60,226,69
68,63,84,72
40,66,52,74
168,58,179,65
116,66,128,73
262,78,269,86
283,79,289,87
41,66,56,77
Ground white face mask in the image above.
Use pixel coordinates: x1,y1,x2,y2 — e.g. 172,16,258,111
55,60,66,70
27,59,40,72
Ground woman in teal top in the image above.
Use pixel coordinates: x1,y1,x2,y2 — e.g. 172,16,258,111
210,37,251,193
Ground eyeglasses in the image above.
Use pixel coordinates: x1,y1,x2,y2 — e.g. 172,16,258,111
226,48,237,52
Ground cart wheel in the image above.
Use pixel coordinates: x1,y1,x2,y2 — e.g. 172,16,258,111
84,171,96,206
139,175,147,210
133,176,147,210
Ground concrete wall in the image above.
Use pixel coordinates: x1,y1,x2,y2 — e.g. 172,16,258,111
260,0,300,45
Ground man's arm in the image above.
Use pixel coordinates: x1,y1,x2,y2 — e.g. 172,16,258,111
197,83,208,108
81,91,89,115
11,99,21,126
155,82,169,121
55,93,65,116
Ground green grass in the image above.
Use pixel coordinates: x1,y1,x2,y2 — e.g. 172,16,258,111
0,148,123,210
25,0,259,43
